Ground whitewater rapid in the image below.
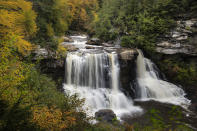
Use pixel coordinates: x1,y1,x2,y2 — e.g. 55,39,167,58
63,35,190,119
136,50,190,107
63,36,142,118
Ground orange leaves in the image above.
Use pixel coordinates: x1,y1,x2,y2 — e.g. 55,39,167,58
31,106,76,130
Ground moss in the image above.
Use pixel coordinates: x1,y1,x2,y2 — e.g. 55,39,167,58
85,122,124,131
132,107,193,131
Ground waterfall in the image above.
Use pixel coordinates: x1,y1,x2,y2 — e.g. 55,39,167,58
136,50,190,107
110,53,120,92
63,36,142,118
65,52,109,88
63,35,190,119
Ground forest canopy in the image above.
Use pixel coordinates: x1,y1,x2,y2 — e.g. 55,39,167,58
92,0,196,51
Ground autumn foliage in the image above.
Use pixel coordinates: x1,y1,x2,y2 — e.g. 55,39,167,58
31,106,76,130
0,0,90,130
67,0,99,30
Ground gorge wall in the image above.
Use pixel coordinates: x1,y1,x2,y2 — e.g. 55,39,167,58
148,17,197,112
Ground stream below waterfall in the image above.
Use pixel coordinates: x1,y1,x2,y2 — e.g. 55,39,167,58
62,35,197,127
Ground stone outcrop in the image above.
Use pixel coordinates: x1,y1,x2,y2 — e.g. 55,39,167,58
95,109,116,123
156,19,197,56
62,44,78,52
153,18,197,112
63,36,74,42
33,46,49,59
86,38,102,45
85,46,95,49
117,48,138,61
117,48,138,98
102,42,113,47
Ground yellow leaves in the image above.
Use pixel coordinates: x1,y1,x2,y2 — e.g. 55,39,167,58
46,23,55,37
0,0,37,36
0,58,24,89
93,11,99,23
14,36,33,56
18,9,37,37
31,106,76,130
0,39,21,89
17,0,32,11
67,0,99,28
0,10,17,34
0,0,35,91
0,0,33,11
57,44,67,57
80,8,88,22
0,0,37,56
0,1,19,10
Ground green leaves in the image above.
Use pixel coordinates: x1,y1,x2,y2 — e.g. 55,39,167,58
93,0,189,52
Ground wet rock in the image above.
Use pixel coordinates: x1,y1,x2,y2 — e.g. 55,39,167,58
85,46,95,49
102,42,113,47
62,44,78,52
189,103,197,112
117,48,138,61
116,48,138,97
192,22,197,28
95,109,116,123
63,36,74,42
86,38,101,45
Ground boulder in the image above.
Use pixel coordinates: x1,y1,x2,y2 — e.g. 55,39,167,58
176,35,188,41
172,31,182,38
86,38,101,45
117,48,138,61
185,19,197,28
182,29,192,34
95,109,116,123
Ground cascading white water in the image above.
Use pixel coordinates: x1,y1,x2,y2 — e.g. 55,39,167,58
64,52,141,117
136,50,190,107
110,53,120,92
63,36,142,118
65,52,109,88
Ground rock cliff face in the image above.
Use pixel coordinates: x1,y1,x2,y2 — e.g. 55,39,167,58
117,48,138,97
153,17,197,112
156,19,197,56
